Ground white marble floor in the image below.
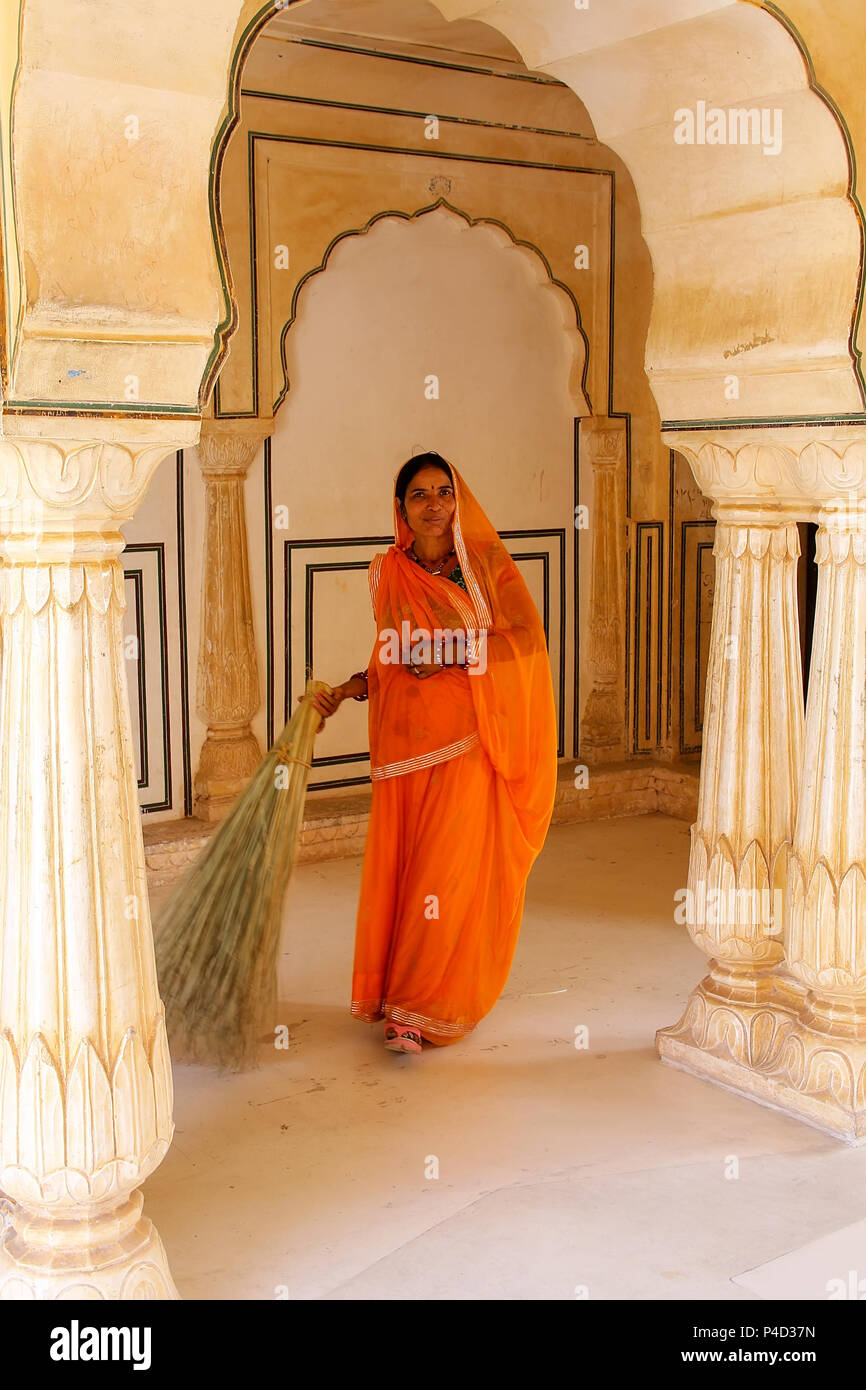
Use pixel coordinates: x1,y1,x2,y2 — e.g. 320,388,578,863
145,815,866,1300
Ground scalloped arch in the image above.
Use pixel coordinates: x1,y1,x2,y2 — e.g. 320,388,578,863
273,199,591,417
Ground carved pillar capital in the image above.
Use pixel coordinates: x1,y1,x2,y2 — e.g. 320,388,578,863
0,418,197,548
664,424,866,514
197,419,271,479
581,416,628,465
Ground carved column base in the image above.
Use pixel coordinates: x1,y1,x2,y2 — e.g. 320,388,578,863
701,959,787,1008
193,725,262,822
579,686,626,761
0,1191,179,1300
657,973,866,1142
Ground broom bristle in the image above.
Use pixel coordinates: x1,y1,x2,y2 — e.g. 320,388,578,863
154,679,330,1071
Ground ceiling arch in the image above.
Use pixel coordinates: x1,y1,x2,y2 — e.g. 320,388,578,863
428,0,864,426
0,0,862,432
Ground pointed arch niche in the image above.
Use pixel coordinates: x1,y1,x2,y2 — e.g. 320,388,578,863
258,204,589,785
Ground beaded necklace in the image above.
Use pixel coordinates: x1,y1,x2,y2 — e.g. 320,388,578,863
409,542,456,576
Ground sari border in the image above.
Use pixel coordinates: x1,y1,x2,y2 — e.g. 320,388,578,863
350,999,476,1038
453,501,493,630
368,551,384,609
370,730,479,781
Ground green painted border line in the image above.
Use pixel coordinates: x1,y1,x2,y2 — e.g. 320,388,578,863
240,87,595,142
248,126,614,177
269,32,562,85
2,400,200,416
247,129,260,415
662,413,866,430
0,4,25,397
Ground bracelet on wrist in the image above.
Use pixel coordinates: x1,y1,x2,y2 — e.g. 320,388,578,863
350,670,369,702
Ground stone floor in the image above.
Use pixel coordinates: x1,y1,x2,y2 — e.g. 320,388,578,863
146,814,866,1301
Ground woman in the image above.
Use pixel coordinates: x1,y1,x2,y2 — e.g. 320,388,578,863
312,452,557,1053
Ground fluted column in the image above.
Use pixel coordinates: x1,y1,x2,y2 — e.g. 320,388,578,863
657,429,866,1139
659,507,805,1081
0,418,194,1298
194,423,268,822
579,417,627,760
787,503,866,1044
685,516,803,1002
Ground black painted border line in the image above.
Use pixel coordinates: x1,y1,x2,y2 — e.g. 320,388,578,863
124,542,172,813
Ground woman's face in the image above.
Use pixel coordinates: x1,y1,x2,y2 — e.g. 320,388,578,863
400,466,456,542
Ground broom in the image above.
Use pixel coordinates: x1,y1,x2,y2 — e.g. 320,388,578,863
153,678,331,1071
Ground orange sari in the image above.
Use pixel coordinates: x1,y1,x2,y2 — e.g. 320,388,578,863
351,466,558,1044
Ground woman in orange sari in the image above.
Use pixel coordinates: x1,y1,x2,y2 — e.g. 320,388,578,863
313,453,557,1053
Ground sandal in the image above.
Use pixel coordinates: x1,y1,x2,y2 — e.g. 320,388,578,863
384,1020,423,1053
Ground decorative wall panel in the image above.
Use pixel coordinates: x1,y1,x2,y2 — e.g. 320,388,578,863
120,455,193,820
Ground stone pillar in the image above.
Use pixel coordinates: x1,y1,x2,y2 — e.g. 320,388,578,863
653,430,861,1139
781,499,866,1132
658,504,804,1080
0,417,195,1298
683,515,803,999
656,430,866,1140
194,422,269,822
579,417,627,760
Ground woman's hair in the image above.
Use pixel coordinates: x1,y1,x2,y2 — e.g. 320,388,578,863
395,452,454,507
